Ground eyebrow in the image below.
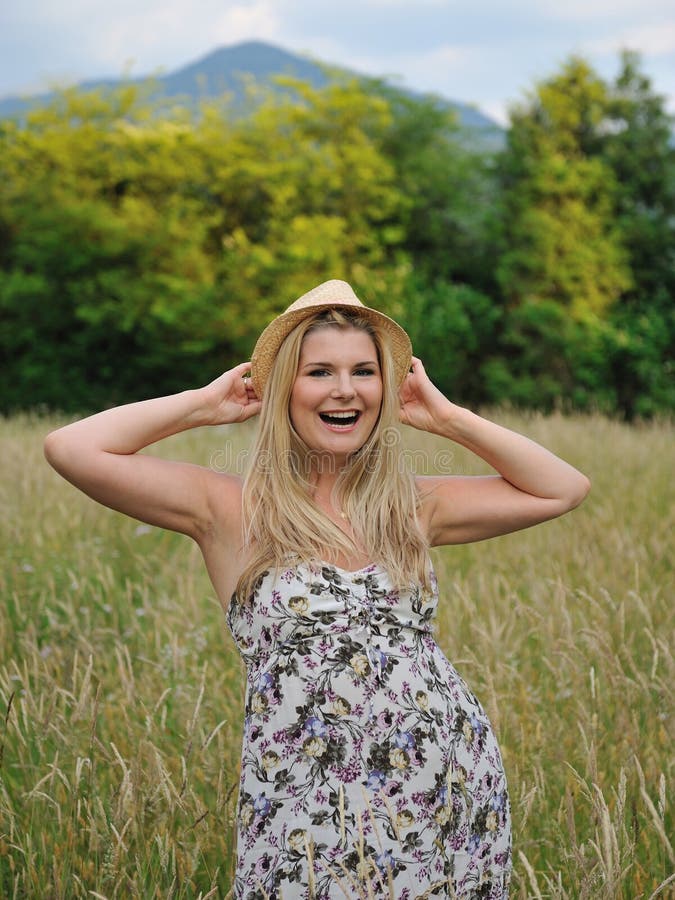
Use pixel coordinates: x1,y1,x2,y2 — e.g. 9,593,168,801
301,359,379,370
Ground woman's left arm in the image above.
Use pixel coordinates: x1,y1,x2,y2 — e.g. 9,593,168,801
400,358,591,546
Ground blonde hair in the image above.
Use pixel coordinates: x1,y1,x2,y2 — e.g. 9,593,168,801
236,309,430,600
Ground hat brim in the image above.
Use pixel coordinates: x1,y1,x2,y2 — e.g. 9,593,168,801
250,302,412,397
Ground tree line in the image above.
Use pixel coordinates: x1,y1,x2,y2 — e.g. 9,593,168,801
1,51,673,417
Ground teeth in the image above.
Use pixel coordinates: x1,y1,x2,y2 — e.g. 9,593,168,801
319,411,360,428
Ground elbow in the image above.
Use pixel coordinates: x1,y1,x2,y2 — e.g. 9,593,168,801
566,474,591,510
43,429,59,466
43,428,71,473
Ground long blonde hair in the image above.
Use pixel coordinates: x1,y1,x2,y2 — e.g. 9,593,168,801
236,309,430,600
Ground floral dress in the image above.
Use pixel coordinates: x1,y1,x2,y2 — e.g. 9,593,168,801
227,562,511,899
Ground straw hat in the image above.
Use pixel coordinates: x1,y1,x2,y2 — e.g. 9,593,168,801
250,280,412,397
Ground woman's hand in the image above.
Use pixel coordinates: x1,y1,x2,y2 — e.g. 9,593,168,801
398,357,457,435
199,361,262,426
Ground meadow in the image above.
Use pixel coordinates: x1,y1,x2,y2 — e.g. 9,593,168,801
1,410,673,899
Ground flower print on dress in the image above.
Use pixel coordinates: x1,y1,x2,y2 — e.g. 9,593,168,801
227,561,511,898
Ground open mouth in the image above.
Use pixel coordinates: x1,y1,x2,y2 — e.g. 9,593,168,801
319,411,361,428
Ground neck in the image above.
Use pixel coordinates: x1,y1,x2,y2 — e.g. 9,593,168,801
309,467,352,523
310,468,340,501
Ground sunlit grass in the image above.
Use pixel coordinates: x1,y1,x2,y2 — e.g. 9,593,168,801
1,411,673,898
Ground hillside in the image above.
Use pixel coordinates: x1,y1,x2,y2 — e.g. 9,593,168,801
0,40,502,139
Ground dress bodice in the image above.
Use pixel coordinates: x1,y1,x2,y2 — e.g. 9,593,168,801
227,560,438,676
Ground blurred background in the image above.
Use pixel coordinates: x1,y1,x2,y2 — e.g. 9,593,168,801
1,0,673,417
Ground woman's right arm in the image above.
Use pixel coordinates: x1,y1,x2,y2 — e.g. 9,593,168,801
43,362,261,540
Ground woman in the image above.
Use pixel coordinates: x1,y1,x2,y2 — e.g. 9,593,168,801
44,280,590,899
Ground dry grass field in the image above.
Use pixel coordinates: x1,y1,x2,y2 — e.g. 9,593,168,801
1,411,673,898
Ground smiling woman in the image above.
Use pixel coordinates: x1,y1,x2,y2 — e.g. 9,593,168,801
239,289,430,602
290,327,383,456
43,279,589,899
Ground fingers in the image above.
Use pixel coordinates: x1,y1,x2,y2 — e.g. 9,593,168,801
240,365,260,402
239,400,263,422
208,361,252,390
208,362,262,413
221,360,260,399
244,381,261,403
230,360,253,377
401,357,426,391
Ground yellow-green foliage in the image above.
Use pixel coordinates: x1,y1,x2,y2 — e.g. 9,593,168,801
0,80,412,414
1,413,673,898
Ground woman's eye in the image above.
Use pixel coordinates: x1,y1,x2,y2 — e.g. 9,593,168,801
306,367,375,377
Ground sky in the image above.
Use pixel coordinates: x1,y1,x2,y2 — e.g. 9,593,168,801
1,0,674,125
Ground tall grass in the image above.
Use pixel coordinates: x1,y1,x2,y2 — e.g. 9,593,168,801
1,411,672,898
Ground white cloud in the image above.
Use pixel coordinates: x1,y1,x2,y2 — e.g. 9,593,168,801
535,0,674,20
365,0,449,6
479,99,509,127
412,44,470,68
65,0,285,79
6,0,151,28
583,21,675,56
212,1,282,45
388,44,474,94
326,42,472,90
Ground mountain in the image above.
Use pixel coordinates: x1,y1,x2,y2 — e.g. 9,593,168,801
0,40,502,138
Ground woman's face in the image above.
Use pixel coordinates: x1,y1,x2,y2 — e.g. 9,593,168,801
289,326,383,462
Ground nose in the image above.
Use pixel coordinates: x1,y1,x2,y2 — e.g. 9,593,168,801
330,371,356,399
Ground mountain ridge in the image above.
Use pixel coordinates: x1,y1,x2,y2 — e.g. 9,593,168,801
0,40,501,136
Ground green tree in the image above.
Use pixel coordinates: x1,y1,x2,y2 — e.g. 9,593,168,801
602,51,675,305
365,81,500,293
490,55,673,415
205,77,410,357
399,276,501,407
0,92,221,410
350,81,505,403
496,57,632,321
0,79,412,412
599,51,675,416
